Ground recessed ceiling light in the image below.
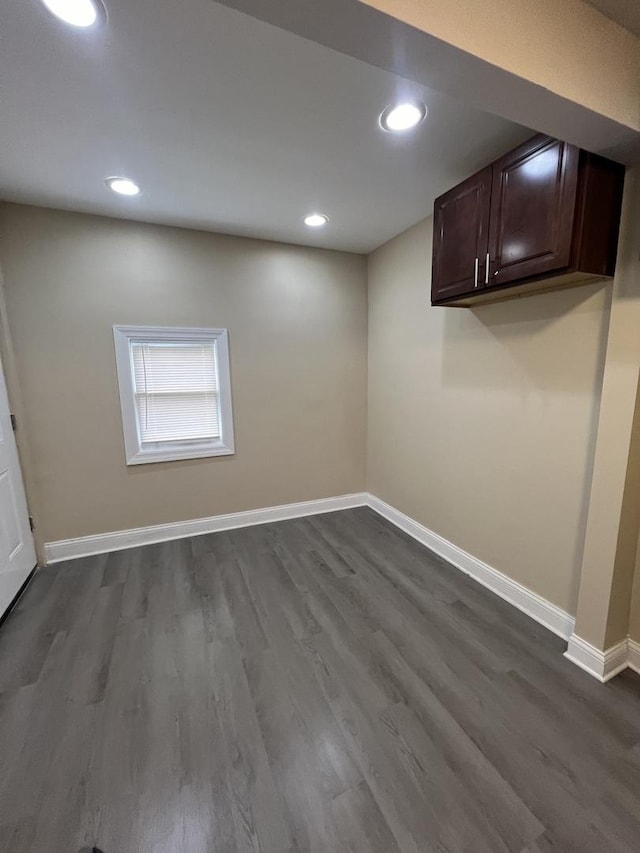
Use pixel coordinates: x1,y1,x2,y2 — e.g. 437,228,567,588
40,0,104,27
379,102,427,133
105,177,141,197
304,213,329,228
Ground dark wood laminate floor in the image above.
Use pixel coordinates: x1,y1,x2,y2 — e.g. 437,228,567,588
1,508,640,853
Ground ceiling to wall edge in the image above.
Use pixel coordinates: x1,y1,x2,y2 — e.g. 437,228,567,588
213,0,640,164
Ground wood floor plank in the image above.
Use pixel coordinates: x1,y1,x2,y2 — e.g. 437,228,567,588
369,629,545,851
238,548,362,798
379,700,523,853
211,637,292,853
1,507,639,853
243,646,344,852
330,780,402,853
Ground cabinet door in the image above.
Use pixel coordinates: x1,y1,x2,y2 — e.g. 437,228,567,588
488,135,579,287
432,167,491,303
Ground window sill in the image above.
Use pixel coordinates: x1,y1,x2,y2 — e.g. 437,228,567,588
126,441,235,466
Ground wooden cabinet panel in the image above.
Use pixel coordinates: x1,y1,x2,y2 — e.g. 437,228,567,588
431,167,491,303
431,133,625,307
488,136,579,287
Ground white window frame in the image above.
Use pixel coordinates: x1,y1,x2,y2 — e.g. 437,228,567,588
113,325,235,465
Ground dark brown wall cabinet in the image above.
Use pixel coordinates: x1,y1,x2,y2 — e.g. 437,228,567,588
431,134,625,307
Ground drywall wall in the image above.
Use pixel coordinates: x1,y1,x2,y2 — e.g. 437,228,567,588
602,372,640,646
571,167,640,649
366,216,611,615
0,204,367,549
630,551,640,642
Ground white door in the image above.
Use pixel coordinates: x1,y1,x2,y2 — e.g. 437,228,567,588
0,353,36,617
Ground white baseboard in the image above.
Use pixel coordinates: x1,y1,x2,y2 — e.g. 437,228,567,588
564,634,631,682
43,492,368,564
627,638,640,675
366,494,576,641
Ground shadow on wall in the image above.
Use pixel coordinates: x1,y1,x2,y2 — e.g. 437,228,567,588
440,280,612,393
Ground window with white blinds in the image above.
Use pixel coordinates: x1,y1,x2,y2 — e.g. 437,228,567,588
131,341,220,444
113,326,234,465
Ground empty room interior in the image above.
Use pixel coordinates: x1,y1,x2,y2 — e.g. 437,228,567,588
2,0,640,850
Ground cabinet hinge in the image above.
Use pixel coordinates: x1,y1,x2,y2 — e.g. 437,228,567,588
10,413,16,431
28,516,35,532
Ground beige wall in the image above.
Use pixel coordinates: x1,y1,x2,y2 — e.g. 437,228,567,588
366,217,611,615
630,550,640,642
0,204,368,549
570,168,640,648
602,374,640,645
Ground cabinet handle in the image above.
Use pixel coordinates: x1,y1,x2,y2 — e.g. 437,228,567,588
474,257,479,288
485,253,490,284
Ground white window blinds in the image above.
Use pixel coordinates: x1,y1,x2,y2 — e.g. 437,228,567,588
130,340,221,445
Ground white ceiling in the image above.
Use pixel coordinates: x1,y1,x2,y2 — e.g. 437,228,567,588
0,0,529,253
585,0,640,36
